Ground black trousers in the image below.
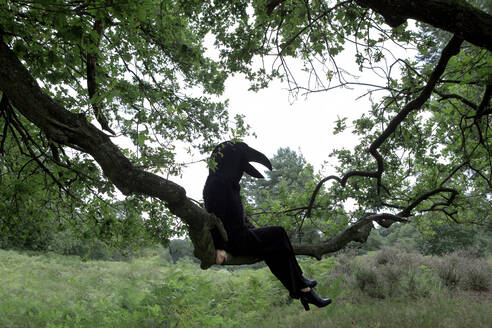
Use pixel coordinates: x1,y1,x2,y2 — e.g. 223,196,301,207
226,225,307,296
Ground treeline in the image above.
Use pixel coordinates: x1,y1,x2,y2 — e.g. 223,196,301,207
2,191,490,264
165,221,492,265
357,221,492,257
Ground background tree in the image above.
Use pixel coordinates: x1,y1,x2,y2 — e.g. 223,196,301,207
0,0,490,268
241,147,326,243
416,216,492,256
168,238,199,264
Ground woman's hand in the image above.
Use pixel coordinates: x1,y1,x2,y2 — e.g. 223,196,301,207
216,249,227,265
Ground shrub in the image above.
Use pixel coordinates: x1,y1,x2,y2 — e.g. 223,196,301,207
375,247,399,265
332,252,355,277
350,249,442,299
380,264,402,296
0,214,56,251
47,231,122,261
47,231,90,256
355,265,385,299
340,248,490,300
435,255,461,288
85,239,111,260
168,238,199,264
402,265,440,298
433,251,491,292
462,260,490,292
451,247,485,259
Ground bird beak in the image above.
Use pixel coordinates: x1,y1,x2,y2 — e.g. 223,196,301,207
244,146,273,178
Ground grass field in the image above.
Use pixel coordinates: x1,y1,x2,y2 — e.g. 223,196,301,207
0,248,490,327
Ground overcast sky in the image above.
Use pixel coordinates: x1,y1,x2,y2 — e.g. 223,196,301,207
171,35,413,201
174,73,373,200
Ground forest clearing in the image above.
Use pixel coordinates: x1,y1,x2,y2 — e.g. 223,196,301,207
1,1,491,327
1,246,490,328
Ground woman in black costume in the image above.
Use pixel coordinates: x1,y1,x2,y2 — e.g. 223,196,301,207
203,141,331,311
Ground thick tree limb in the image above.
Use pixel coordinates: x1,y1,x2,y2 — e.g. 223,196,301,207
292,213,406,260
356,0,492,52
0,39,227,269
267,0,492,52
240,186,455,263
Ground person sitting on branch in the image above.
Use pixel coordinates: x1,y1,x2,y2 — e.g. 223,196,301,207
203,141,332,311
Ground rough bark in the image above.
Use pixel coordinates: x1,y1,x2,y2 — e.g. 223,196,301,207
267,0,492,52
0,39,223,269
356,0,492,52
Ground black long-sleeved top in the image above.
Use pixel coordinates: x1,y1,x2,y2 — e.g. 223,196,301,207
203,175,254,250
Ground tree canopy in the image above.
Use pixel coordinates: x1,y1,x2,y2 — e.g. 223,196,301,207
0,0,490,268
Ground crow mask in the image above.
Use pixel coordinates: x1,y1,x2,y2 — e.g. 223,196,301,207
209,141,273,183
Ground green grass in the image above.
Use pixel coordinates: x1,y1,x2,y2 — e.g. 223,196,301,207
256,294,492,328
0,248,490,328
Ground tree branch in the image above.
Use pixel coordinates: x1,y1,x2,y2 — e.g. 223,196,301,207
476,84,492,118
0,37,413,267
267,0,492,51
306,35,463,218
86,18,115,135
278,0,353,56
435,91,478,111
356,0,492,52
0,18,477,268
0,39,224,269
266,0,286,16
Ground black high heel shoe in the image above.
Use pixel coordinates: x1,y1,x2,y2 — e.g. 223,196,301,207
290,277,318,299
299,289,331,311
302,276,317,288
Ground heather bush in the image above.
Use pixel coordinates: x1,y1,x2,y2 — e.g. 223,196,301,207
354,265,385,298
343,248,491,299
331,252,355,277
374,247,400,265
403,265,439,298
451,248,485,259
380,263,402,296
435,254,461,288
347,248,442,299
433,250,491,291
461,258,491,292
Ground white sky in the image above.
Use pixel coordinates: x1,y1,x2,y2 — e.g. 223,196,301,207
163,23,416,201
174,73,373,200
